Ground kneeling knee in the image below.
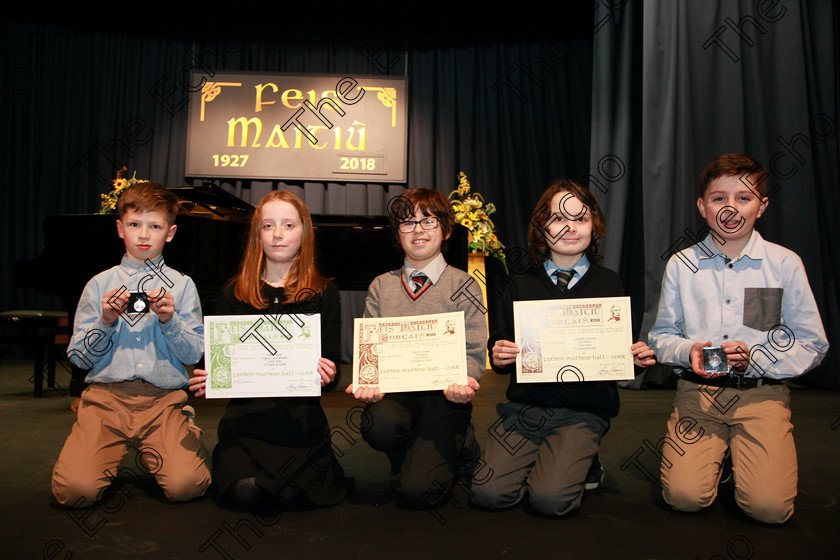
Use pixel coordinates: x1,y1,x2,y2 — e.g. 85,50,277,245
739,495,793,524
662,479,716,513
528,489,578,517
470,482,521,510
161,468,211,502
52,479,107,507
361,419,403,451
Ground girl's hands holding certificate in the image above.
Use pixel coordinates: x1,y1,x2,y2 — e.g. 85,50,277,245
188,357,335,397
188,369,209,397
317,357,337,386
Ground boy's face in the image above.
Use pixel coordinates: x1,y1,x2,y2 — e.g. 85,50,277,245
697,174,768,248
116,209,176,264
259,199,304,266
545,190,592,267
398,210,449,269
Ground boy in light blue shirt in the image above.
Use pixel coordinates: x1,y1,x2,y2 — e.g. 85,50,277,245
52,182,209,506
649,153,828,523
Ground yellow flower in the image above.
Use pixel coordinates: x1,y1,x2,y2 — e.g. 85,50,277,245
100,169,145,214
449,171,506,266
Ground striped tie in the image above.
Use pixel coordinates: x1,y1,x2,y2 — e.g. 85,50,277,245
411,273,429,293
553,269,574,291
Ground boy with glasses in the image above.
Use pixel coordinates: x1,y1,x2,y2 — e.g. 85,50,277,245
347,188,487,509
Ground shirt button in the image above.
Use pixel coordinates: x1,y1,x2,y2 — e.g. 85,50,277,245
136,337,141,341
728,263,734,268
725,299,731,304
723,334,729,340
137,363,143,368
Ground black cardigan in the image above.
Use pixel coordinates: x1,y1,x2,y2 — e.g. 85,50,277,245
488,263,626,420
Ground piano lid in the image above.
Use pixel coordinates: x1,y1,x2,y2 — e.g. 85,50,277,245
169,183,254,221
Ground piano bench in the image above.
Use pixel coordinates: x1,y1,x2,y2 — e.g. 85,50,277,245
0,310,70,397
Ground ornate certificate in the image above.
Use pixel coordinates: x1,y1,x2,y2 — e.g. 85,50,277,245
514,296,633,382
353,311,468,393
204,314,321,398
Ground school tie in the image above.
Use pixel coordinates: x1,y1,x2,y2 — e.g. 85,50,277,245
553,269,575,291
411,272,429,293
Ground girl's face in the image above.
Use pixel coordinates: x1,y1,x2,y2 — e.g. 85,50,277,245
544,190,592,267
259,199,304,266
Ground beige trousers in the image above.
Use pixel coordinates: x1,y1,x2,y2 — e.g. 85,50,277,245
52,380,210,506
660,378,797,524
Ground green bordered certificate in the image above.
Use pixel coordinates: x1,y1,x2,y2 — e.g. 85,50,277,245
204,313,321,398
352,311,468,393
514,296,634,382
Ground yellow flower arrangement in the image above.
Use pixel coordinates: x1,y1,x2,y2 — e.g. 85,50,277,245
99,167,144,214
448,172,506,264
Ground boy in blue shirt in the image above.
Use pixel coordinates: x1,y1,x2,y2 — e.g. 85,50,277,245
52,182,210,506
649,154,829,523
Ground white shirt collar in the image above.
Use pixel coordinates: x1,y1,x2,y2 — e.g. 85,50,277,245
403,252,447,285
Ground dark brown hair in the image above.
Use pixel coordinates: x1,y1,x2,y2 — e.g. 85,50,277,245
699,153,767,197
117,182,179,225
527,179,606,264
388,188,455,238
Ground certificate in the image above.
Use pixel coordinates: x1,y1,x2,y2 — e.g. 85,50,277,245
204,313,321,398
514,296,633,382
353,311,468,393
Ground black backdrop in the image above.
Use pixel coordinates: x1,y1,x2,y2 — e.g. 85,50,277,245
2,3,837,387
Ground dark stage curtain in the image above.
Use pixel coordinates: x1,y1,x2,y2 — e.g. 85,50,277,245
637,0,839,388
2,2,837,387
0,18,593,301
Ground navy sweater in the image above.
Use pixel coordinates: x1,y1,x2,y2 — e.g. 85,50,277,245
488,263,625,420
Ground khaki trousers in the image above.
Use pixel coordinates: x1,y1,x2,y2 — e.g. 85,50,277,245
52,380,210,505
660,378,797,524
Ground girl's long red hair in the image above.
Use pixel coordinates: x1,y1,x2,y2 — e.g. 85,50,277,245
232,190,328,308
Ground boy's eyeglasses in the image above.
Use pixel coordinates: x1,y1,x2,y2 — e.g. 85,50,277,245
398,216,440,233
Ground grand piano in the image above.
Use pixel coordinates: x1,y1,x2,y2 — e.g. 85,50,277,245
14,185,471,394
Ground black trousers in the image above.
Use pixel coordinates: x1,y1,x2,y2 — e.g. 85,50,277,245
362,391,472,508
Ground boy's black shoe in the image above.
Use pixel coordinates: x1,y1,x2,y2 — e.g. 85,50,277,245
584,455,605,491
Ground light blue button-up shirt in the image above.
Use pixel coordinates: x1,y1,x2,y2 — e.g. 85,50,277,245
67,255,204,388
649,231,828,380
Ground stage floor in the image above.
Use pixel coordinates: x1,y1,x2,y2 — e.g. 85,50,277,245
1,359,838,559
